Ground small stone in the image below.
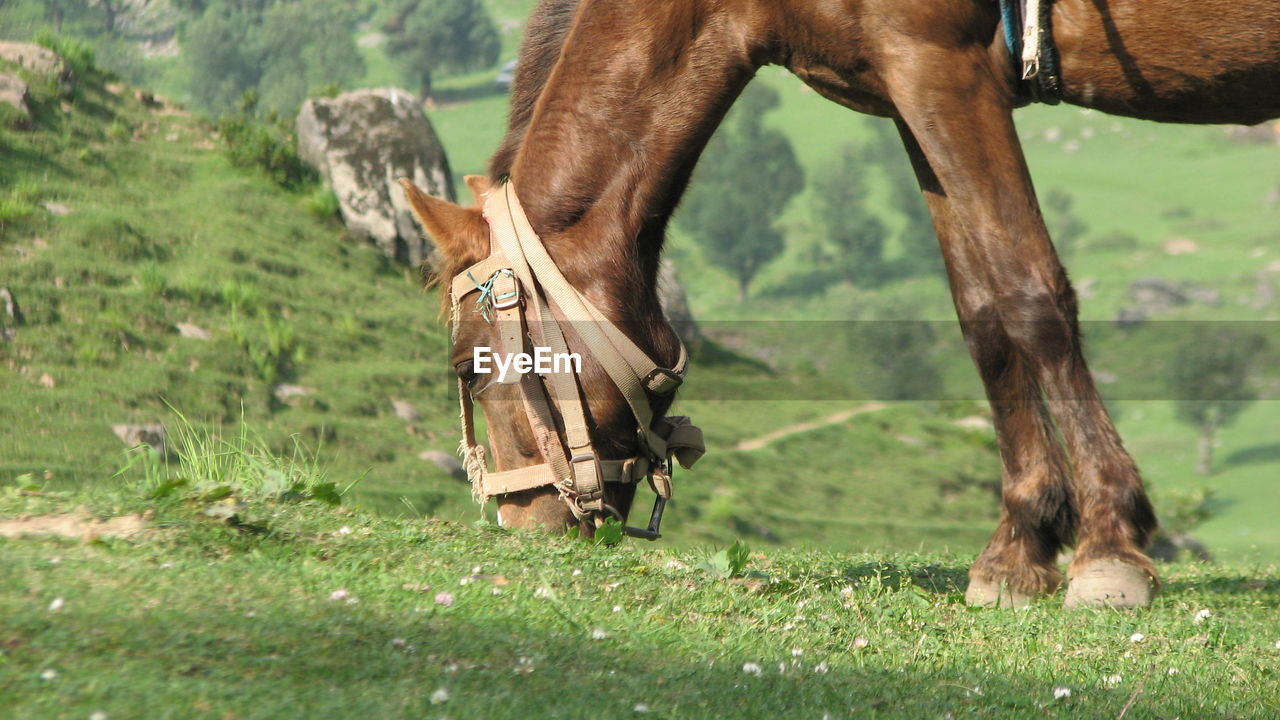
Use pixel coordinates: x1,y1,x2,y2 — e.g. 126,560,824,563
40,668,57,681
419,450,465,481
391,399,421,423
175,323,210,340
112,424,166,455
273,384,315,403
48,597,65,612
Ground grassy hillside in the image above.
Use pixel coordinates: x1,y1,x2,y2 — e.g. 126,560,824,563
2,480,1278,719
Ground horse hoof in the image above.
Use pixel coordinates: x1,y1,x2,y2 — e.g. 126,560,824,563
1064,560,1155,609
965,578,1036,609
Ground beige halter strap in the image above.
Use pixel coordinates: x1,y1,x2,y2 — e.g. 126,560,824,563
451,181,704,537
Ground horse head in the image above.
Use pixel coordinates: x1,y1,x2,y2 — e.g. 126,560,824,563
402,175,699,537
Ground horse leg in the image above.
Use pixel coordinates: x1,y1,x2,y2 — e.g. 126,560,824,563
897,121,1074,607
886,57,1158,608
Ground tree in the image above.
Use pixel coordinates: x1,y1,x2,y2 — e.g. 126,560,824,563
813,143,888,286
1167,328,1266,475
383,0,500,98
677,83,804,301
184,0,364,116
866,120,940,277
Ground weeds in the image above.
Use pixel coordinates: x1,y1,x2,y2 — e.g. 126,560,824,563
116,406,341,506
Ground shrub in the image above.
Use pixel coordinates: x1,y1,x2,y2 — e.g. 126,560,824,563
217,91,317,190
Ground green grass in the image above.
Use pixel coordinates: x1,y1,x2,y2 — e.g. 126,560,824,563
2,477,1278,719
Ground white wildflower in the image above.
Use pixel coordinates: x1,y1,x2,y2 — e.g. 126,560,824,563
1103,674,1123,688
591,628,609,641
336,526,352,535
491,587,503,596
328,589,350,602
391,637,407,648
1053,686,1071,700
48,597,65,612
1274,640,1280,650
40,668,58,681
430,688,450,705
1167,668,1179,676
1194,609,1212,624
814,662,829,674
458,576,474,586
853,637,870,649
633,703,650,713
791,648,803,657
612,605,622,613
434,591,454,607
1129,632,1145,643
571,568,583,577
89,712,108,720
741,662,763,676
533,587,551,599
471,566,482,574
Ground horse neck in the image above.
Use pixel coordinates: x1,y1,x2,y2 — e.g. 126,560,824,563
507,1,759,312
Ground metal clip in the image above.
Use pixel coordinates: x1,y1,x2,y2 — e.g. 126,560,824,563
622,495,666,541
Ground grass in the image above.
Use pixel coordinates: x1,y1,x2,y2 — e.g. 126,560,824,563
2,471,1278,719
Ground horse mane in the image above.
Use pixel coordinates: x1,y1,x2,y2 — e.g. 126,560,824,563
488,0,581,180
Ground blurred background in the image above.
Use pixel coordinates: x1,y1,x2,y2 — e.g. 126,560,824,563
2,0,1278,563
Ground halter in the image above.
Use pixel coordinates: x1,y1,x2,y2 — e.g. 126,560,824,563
448,181,704,539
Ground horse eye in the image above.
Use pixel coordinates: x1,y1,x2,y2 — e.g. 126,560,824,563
455,360,477,386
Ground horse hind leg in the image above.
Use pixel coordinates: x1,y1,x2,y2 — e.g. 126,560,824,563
895,122,1074,607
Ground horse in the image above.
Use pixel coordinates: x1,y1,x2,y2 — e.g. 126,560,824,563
401,0,1280,609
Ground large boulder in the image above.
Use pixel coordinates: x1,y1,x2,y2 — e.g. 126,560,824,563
0,42,73,92
659,258,704,351
0,73,28,118
297,88,454,267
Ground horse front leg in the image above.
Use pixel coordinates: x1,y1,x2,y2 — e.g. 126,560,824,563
897,121,1075,607
886,55,1158,608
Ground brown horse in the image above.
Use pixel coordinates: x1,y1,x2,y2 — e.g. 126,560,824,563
403,0,1280,609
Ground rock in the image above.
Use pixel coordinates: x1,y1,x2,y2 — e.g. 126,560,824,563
392,399,421,423
273,384,315,403
112,424,166,455
1129,277,1189,309
0,288,20,323
1162,237,1198,255
297,88,454,267
0,73,29,118
1224,122,1280,145
658,258,704,351
419,450,466,481
175,322,209,340
952,416,993,432
0,41,73,92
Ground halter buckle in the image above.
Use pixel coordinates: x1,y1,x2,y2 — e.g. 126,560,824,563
643,367,683,394
491,272,521,310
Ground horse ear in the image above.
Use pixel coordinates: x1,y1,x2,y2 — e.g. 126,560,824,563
399,178,487,261
463,174,492,205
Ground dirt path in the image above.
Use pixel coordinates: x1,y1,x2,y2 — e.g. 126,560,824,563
733,402,888,451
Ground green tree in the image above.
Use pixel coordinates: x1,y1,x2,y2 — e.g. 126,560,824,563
383,0,500,98
866,120,940,277
1168,328,1266,475
184,1,364,116
813,144,888,286
678,83,804,301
